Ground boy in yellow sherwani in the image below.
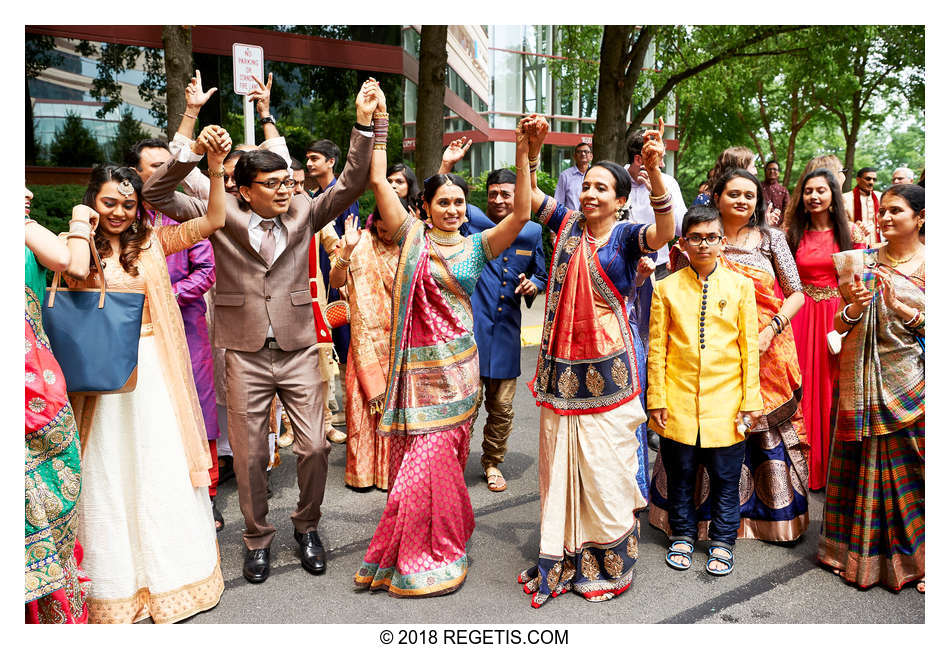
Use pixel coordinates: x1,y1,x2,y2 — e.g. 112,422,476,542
647,205,763,576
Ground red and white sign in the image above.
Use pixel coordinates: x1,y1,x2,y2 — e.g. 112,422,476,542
232,43,264,96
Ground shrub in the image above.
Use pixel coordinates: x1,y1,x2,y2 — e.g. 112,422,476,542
27,184,86,234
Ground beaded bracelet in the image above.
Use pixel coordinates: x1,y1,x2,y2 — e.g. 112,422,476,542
840,304,864,325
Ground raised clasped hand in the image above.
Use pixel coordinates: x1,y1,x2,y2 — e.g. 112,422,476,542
356,78,381,120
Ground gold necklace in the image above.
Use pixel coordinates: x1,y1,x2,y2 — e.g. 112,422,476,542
881,244,921,266
428,226,464,246
584,222,614,249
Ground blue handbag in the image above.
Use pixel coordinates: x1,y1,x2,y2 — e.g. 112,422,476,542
42,240,144,394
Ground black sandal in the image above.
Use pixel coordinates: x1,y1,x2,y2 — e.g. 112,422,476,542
212,500,224,533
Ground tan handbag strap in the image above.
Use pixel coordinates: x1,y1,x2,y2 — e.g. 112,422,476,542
48,235,107,309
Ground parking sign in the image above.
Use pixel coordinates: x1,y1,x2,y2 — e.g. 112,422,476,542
232,43,264,96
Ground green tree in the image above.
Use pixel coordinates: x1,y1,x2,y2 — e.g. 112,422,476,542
555,25,811,161
49,112,103,167
111,109,150,164
811,25,924,188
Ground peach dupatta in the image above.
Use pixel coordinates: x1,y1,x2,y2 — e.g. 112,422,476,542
70,224,212,487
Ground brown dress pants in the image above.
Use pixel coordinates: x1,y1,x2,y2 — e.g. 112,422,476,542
225,344,329,550
477,377,518,471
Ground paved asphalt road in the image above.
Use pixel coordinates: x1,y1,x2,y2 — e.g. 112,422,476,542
187,345,924,625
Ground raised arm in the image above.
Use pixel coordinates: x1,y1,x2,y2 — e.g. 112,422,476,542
481,117,532,256
142,126,218,222
365,83,411,238
526,116,549,214
193,127,231,239
248,73,280,142
641,118,675,252
329,215,361,289
437,137,472,175
172,69,218,201
307,79,376,233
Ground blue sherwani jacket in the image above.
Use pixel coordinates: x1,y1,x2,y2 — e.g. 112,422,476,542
462,204,548,379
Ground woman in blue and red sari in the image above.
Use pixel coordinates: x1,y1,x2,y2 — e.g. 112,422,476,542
352,83,532,597
517,117,676,608
819,183,924,592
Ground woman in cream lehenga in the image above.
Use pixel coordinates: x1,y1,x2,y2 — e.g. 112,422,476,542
65,125,231,623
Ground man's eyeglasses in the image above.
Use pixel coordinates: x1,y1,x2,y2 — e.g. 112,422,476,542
253,178,297,190
684,234,724,246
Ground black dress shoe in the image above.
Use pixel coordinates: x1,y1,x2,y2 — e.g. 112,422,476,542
217,455,235,485
647,430,661,451
243,547,271,583
294,530,326,575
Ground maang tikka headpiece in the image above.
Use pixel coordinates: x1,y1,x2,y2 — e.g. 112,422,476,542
117,179,135,197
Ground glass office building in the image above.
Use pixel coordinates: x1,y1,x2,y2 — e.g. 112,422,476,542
401,25,675,179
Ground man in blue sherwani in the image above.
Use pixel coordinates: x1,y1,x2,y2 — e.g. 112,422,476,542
462,169,548,493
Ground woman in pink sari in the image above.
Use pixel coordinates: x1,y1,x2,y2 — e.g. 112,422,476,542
353,83,532,597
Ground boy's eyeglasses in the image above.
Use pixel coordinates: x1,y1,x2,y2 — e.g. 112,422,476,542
684,234,723,246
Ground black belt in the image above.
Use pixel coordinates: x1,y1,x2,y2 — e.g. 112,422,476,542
264,337,282,350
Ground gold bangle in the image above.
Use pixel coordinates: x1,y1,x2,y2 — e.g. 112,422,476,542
208,167,226,178
374,143,388,150
182,111,198,119
334,256,352,269
66,232,90,242
373,111,389,119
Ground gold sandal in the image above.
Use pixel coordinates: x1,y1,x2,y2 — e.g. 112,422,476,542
485,466,507,492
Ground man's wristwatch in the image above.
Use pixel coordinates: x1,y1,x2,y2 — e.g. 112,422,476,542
260,114,276,125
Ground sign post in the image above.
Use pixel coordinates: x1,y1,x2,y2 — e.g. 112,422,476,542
232,43,264,147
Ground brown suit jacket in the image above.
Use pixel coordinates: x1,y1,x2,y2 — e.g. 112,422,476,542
142,127,371,353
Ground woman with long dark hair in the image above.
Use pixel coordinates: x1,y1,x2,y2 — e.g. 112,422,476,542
352,83,531,597
386,162,422,218
64,125,230,623
786,168,863,490
819,183,924,592
651,168,810,543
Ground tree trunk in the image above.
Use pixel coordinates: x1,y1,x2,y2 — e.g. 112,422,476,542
162,26,193,140
592,26,635,162
415,25,448,181
842,90,862,190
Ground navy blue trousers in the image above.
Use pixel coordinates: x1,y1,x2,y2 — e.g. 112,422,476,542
660,435,745,546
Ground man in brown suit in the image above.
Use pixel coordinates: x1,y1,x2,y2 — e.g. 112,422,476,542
143,83,377,583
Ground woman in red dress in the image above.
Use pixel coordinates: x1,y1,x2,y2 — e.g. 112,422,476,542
785,168,864,490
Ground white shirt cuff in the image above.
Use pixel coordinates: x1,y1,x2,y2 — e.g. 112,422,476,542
177,143,203,163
